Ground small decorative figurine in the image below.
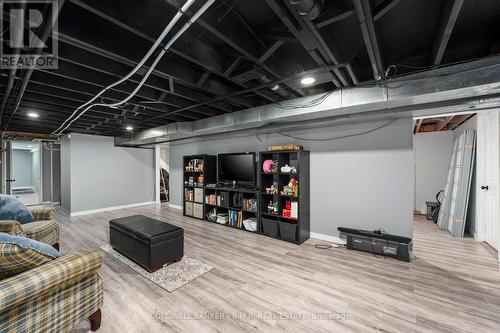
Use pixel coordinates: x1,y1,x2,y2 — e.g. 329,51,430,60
281,179,298,197
271,163,279,174
263,159,274,173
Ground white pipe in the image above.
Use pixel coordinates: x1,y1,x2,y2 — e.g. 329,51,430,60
57,0,215,135
52,0,196,134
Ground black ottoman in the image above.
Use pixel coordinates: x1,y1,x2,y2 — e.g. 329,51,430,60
109,215,184,272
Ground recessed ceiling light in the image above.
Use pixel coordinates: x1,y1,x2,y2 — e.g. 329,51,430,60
27,112,39,118
126,126,133,131
27,145,33,148
300,77,316,85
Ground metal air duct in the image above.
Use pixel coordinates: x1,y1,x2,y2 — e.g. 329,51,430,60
114,56,500,147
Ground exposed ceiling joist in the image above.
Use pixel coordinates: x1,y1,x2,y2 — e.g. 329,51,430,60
118,55,500,147
224,58,242,77
437,115,455,131
1,0,66,134
259,40,284,63
353,0,384,80
0,0,497,137
433,0,465,65
64,1,285,105
147,64,348,122
196,72,211,88
165,0,305,98
3,131,58,140
450,114,475,130
414,119,423,134
36,59,213,118
316,9,355,29
413,113,476,133
264,0,351,87
257,30,300,44
55,32,254,109
373,0,401,22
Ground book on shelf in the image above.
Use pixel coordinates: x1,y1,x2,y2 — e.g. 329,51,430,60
205,194,217,205
216,213,228,224
291,201,298,219
243,198,257,212
228,209,243,228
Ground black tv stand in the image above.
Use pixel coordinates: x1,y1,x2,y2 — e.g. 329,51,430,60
183,150,310,244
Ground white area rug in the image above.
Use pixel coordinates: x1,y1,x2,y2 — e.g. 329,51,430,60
100,244,213,292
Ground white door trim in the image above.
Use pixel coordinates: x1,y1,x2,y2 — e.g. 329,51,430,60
476,111,500,253
155,145,161,204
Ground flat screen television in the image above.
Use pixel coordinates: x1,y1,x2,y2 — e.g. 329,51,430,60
218,152,256,186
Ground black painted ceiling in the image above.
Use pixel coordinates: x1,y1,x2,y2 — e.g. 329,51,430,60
1,0,499,136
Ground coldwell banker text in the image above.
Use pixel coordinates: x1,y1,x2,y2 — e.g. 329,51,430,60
0,0,59,69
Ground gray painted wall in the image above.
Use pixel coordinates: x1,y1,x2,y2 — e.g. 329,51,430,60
41,144,61,203
52,148,61,203
61,136,71,212
41,145,51,202
31,149,40,193
453,115,478,236
62,133,155,213
12,149,32,188
414,131,454,213
170,118,414,238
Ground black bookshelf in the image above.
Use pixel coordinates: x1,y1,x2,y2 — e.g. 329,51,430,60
204,186,259,232
259,150,310,244
182,150,310,244
182,155,216,220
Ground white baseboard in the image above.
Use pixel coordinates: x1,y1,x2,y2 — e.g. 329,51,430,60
310,232,346,245
59,206,70,216
70,201,156,217
168,204,183,210
41,201,60,206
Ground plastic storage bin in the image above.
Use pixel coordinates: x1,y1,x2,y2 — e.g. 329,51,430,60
278,222,297,241
261,218,278,237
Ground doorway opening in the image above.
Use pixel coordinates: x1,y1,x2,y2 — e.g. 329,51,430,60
413,111,500,262
159,144,169,203
11,142,42,206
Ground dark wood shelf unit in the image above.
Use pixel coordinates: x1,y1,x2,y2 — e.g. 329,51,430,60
182,155,216,220
203,186,259,230
259,150,310,244
182,150,309,244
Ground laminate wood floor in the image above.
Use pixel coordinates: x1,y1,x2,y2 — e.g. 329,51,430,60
64,205,500,333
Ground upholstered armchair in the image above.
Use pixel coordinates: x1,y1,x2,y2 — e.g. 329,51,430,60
0,249,104,332
0,206,60,250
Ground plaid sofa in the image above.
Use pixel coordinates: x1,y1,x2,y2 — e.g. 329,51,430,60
0,206,60,248
0,249,104,332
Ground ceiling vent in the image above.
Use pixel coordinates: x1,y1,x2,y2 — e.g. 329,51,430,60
288,0,324,20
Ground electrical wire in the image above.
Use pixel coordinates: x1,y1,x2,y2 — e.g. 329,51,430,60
57,0,216,135
275,91,336,110
52,0,197,135
315,242,344,249
218,0,242,22
277,118,398,141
